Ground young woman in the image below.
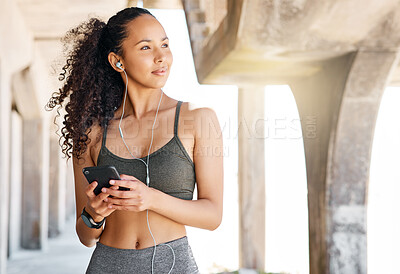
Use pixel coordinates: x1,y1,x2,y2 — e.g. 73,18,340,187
47,7,223,274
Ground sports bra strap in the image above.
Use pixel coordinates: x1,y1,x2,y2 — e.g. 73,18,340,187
174,101,183,136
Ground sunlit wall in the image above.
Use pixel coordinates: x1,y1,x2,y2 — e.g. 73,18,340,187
368,87,400,274
264,85,310,274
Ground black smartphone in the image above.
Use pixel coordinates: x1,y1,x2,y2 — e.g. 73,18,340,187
82,165,128,195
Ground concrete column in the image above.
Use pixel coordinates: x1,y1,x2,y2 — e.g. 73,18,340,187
8,111,23,258
290,54,355,274
11,64,50,250
48,136,66,237
21,117,49,250
326,51,399,274
290,51,399,274
238,85,265,270
0,61,11,274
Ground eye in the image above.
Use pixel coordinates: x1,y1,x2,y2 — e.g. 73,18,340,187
141,45,150,50
162,43,169,48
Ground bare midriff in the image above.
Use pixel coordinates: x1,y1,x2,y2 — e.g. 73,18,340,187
99,210,186,250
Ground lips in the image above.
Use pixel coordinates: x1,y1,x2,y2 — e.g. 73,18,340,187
152,67,167,75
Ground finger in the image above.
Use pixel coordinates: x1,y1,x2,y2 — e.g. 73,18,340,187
89,188,115,209
110,179,139,190
85,181,98,198
106,197,143,206
97,185,119,197
103,187,144,199
94,191,111,202
102,187,133,198
91,185,120,207
119,174,139,181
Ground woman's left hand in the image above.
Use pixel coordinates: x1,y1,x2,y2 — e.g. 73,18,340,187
103,174,154,212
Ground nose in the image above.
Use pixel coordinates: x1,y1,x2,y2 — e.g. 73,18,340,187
154,49,166,63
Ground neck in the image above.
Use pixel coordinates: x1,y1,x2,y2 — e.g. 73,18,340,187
123,88,164,120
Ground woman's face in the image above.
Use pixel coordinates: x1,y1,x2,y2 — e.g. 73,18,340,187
119,14,173,90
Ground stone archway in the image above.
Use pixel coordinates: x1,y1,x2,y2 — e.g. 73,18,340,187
290,51,400,273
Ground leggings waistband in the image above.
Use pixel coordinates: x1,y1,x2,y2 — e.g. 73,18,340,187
96,236,188,255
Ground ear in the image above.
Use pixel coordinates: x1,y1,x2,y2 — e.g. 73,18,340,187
108,52,124,72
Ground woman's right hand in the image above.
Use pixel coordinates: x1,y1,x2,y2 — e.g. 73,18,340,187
84,181,117,222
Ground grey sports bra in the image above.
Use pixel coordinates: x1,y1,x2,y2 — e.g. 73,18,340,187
96,101,196,200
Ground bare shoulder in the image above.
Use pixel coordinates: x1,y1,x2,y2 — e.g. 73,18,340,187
181,102,221,139
182,101,218,120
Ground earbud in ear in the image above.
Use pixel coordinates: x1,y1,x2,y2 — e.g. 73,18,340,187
116,61,123,70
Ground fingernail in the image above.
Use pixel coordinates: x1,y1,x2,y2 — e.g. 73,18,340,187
104,198,108,202
110,180,115,185
102,188,107,193
108,205,113,209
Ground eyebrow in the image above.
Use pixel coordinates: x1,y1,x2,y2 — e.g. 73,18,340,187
135,36,169,46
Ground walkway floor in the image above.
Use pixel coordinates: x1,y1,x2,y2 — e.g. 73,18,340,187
7,217,94,274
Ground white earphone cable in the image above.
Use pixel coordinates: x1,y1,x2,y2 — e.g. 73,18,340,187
118,68,175,274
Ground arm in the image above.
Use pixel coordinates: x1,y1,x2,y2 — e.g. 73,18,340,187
73,126,117,247
152,106,224,229
105,107,224,230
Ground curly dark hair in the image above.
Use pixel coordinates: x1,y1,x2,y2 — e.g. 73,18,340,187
46,7,155,160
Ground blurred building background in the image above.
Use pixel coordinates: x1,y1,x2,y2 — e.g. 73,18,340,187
1,0,400,273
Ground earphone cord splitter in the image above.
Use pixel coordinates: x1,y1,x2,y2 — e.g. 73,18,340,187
119,68,175,274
